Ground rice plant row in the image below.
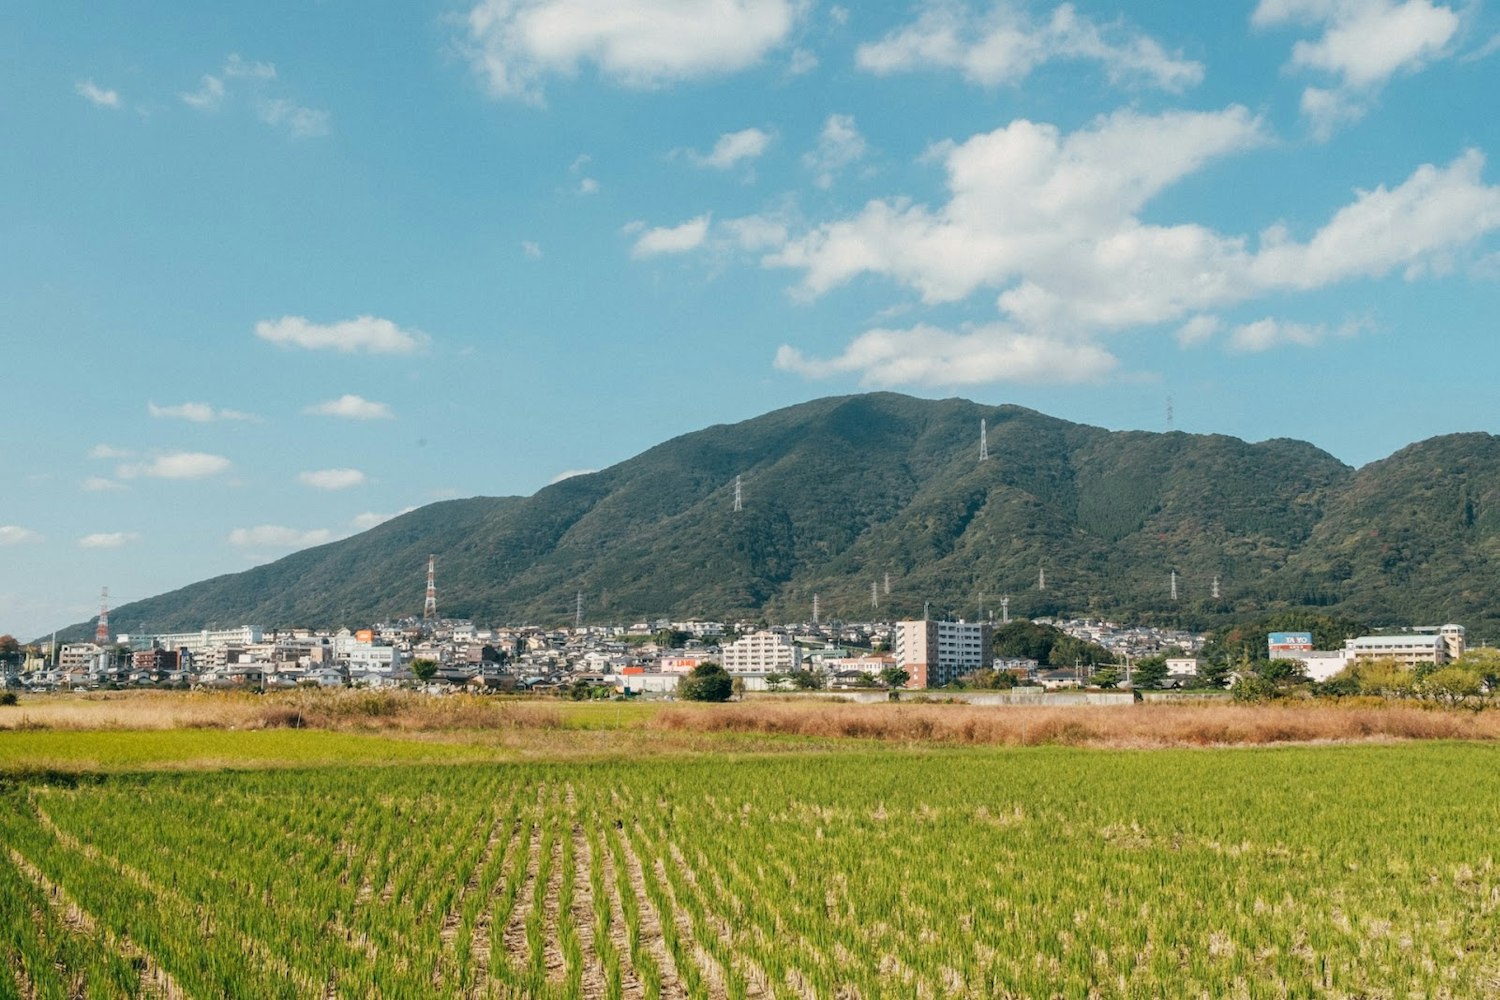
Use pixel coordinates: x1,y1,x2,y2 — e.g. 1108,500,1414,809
2,743,1498,997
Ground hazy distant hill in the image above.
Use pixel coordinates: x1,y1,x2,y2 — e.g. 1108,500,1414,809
57,393,1500,640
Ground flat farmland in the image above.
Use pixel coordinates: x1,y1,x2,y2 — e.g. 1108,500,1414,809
3,740,1498,998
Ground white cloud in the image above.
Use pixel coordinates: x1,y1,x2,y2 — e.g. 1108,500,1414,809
1175,315,1223,347
1250,150,1500,289
181,74,226,110
766,110,1500,384
223,54,277,80
350,508,414,531
116,452,232,480
771,106,1267,311
75,79,121,109
82,476,126,493
88,444,133,460
228,525,333,549
857,1,1203,92
775,324,1119,386
257,98,330,138
630,214,712,257
464,0,801,102
256,315,429,354
1254,0,1460,136
522,240,544,258
549,468,598,484
78,532,140,550
147,401,258,422
578,176,600,194
0,526,43,546
305,394,394,420
1227,317,1364,352
787,47,819,75
804,114,867,189
298,468,368,490
723,214,790,251
692,127,773,169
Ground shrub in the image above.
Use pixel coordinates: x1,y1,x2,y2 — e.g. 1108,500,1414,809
678,662,733,702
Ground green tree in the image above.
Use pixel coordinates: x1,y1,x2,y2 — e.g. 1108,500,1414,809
678,662,733,702
790,670,825,691
1092,664,1122,689
0,635,19,666
410,658,439,682
1193,659,1232,690
1419,667,1483,706
878,665,910,689
1131,656,1169,690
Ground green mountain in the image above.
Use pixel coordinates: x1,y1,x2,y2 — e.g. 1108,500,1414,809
56,393,1500,640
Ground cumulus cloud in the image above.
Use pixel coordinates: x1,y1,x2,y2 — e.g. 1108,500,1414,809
75,79,121,109
257,98,330,138
82,476,127,493
464,0,801,102
692,127,773,169
256,315,429,354
549,468,599,484
181,74,227,111
298,468,368,490
1253,0,1460,136
350,509,414,531
630,215,712,257
804,114,867,189
857,1,1203,91
766,109,1500,383
228,525,333,549
770,106,1268,310
78,532,140,549
1228,317,1365,352
116,452,232,480
88,444,133,460
305,394,394,420
775,324,1119,386
147,401,259,422
0,526,43,546
522,240,544,258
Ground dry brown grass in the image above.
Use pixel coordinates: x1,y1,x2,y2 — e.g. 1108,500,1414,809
5,690,1498,749
0,689,566,733
646,699,1500,748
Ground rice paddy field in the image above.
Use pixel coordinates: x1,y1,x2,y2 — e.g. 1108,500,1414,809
2,724,1499,998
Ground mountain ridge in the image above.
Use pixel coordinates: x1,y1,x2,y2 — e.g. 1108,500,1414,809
55,393,1500,640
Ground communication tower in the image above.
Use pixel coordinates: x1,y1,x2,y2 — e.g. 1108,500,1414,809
575,591,584,629
871,580,879,610
1211,575,1221,600
95,587,110,645
979,419,989,462
733,475,743,513
1170,569,1179,601
1166,395,1174,431
423,556,438,620
812,594,820,626
1000,595,1010,625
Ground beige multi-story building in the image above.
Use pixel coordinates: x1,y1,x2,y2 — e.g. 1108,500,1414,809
1345,624,1465,668
894,619,993,688
719,630,802,674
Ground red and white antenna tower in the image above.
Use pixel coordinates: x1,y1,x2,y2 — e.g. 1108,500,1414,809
423,555,438,620
95,586,110,644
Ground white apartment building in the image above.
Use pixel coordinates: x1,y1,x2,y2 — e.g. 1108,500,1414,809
148,626,264,657
894,619,993,688
719,630,803,674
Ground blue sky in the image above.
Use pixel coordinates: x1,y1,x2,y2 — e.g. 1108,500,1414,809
3,0,1499,639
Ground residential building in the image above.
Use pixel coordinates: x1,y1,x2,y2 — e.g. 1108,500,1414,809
719,630,802,674
894,619,993,688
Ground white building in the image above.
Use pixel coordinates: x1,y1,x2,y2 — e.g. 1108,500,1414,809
894,619,993,688
719,630,802,674
148,626,263,657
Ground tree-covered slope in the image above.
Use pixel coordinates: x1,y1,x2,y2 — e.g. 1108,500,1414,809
58,393,1500,639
